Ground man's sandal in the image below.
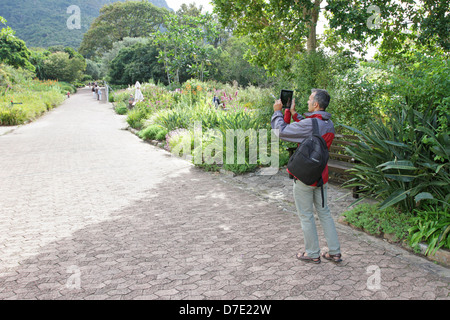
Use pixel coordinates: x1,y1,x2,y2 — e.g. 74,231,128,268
296,252,321,264
321,252,342,263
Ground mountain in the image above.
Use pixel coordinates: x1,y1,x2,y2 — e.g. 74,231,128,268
0,0,172,49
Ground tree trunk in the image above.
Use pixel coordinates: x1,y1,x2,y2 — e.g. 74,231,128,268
305,0,321,53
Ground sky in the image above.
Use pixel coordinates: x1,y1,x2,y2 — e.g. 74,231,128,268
165,0,214,13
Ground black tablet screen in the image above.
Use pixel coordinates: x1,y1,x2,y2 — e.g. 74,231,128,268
280,90,293,108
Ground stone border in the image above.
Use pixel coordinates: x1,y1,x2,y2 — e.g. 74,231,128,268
126,126,166,148
338,216,450,268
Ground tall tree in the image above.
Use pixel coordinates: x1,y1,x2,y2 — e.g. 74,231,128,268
108,40,165,85
100,37,148,77
177,3,204,17
154,13,220,84
212,0,449,74
325,0,449,55
0,16,13,39
79,1,169,58
0,16,35,71
212,0,322,74
42,51,86,83
215,36,269,86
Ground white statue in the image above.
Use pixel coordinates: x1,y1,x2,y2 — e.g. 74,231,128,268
134,81,144,102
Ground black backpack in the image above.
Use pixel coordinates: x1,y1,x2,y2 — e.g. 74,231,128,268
287,118,329,207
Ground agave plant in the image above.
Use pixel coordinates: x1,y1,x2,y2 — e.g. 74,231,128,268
342,106,449,212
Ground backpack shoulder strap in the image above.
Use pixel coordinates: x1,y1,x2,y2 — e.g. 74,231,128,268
311,117,320,136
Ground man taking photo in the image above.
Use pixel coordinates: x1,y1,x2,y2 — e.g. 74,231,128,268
271,89,342,264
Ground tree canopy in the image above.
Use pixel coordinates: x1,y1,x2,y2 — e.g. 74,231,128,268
326,0,449,55
0,16,35,71
41,51,86,82
154,13,221,84
79,1,169,58
212,0,321,74
212,0,449,74
108,40,165,85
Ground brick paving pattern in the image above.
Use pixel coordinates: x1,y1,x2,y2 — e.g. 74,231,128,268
0,88,449,300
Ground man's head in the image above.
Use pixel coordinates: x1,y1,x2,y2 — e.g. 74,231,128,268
308,89,330,112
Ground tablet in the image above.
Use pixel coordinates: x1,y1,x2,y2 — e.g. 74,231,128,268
280,89,294,109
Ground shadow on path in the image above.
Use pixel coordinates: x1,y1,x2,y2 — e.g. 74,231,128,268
1,165,448,300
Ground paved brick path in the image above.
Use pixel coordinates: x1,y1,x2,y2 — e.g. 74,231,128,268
0,88,449,300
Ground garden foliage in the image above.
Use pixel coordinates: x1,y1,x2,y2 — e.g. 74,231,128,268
114,79,282,174
0,64,66,125
343,106,449,212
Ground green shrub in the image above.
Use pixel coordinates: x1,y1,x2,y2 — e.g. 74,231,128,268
165,128,193,153
343,106,450,212
0,65,65,125
126,106,148,129
342,203,412,240
330,62,390,131
151,107,192,132
0,89,64,124
59,82,77,94
138,124,166,141
409,206,450,255
114,102,128,115
381,52,449,135
0,107,27,125
113,90,132,105
155,129,168,141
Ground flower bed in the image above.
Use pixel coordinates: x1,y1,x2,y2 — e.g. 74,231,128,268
0,66,66,125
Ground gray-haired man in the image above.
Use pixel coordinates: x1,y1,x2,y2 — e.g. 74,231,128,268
271,89,342,264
